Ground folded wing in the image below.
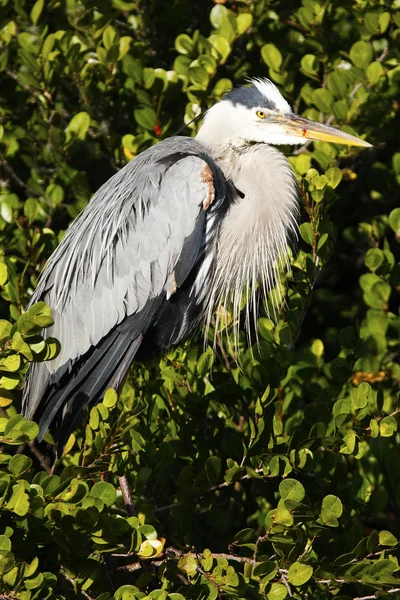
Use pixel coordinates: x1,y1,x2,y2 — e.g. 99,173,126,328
22,137,228,444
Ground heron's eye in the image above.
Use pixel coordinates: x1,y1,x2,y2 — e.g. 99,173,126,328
256,110,266,119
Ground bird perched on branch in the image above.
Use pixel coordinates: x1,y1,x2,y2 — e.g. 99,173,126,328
22,78,370,448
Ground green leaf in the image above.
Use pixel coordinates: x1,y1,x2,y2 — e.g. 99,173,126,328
0,264,8,286
175,34,194,55
370,419,379,438
209,34,231,61
103,388,118,408
388,207,400,235
267,582,287,599
299,222,314,246
90,482,117,506
103,25,117,49
350,41,373,68
320,494,343,527
311,339,324,357
279,479,305,502
379,12,390,33
253,560,278,578
6,481,30,516
312,88,334,112
360,274,391,309
205,456,221,486
9,455,32,477
188,65,209,87
367,62,384,84
134,106,157,130
24,198,39,222
0,536,11,551
30,0,44,24
326,72,347,99
379,530,398,547
379,416,397,437
0,550,15,575
25,556,39,578
0,49,9,72
340,429,357,454
89,406,99,430
365,248,384,271
274,507,293,526
177,554,197,577
234,528,256,545
325,167,342,189
65,112,91,142
301,54,319,75
261,44,282,71
292,154,311,175
236,13,253,35
287,562,313,586
197,347,214,377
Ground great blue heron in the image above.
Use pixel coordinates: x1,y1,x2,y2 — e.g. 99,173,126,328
22,78,370,448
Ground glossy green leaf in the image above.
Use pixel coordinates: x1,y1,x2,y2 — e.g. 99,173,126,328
349,41,373,68
90,482,117,506
379,530,398,547
65,112,91,142
299,222,314,246
320,494,343,527
287,562,313,586
30,0,44,24
267,582,287,599
261,44,282,70
279,478,305,502
134,106,157,130
205,455,221,485
313,88,334,113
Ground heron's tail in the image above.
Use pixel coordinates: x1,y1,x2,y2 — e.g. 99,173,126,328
23,328,143,453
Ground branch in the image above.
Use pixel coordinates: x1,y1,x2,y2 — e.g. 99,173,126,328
109,546,400,600
352,590,400,600
28,440,52,474
364,407,400,433
118,474,137,517
0,158,41,197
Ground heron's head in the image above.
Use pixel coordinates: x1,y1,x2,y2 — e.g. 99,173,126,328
196,78,371,153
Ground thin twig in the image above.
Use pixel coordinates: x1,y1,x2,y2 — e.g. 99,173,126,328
28,440,52,474
352,590,400,600
154,466,268,513
109,547,400,598
118,474,137,517
0,159,41,197
364,407,400,433
280,571,293,597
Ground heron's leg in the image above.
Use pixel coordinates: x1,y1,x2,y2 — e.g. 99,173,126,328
201,163,215,210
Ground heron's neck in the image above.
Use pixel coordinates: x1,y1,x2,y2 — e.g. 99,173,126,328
196,107,249,163
204,143,299,346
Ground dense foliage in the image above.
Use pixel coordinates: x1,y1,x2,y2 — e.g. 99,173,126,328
0,0,400,598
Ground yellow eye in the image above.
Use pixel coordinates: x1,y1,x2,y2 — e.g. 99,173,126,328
256,110,266,119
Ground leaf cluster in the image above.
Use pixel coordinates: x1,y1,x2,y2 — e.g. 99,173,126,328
0,0,400,599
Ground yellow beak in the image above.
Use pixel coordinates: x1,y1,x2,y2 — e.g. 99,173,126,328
282,114,371,148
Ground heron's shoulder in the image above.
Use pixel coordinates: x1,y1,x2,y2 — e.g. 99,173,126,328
138,135,211,163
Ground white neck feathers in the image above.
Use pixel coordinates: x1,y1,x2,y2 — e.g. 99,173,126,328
206,144,298,347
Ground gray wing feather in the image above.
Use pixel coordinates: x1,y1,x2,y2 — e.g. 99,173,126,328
23,138,215,418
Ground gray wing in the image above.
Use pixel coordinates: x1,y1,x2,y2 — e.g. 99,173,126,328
23,137,224,424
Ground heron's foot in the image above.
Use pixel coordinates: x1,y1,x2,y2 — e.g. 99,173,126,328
201,163,215,210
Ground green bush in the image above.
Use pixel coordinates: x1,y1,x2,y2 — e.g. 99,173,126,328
1,0,400,598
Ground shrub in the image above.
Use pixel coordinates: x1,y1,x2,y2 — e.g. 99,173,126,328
0,1,399,599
